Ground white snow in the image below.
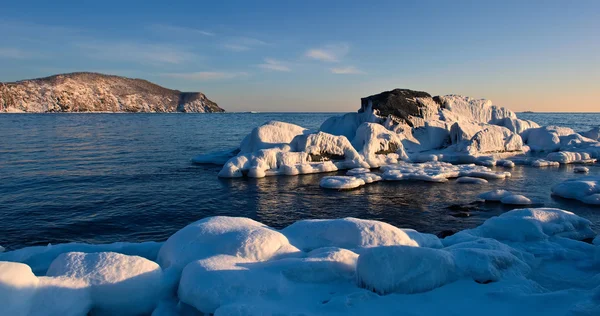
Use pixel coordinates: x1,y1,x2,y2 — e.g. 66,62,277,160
582,127,600,141
354,172,383,183
1,210,600,315
531,159,560,167
381,161,510,183
320,176,365,189
551,176,600,205
500,194,533,205
46,251,163,315
546,151,596,164
239,121,308,154
459,125,523,154
346,167,371,175
478,189,513,201
456,176,488,184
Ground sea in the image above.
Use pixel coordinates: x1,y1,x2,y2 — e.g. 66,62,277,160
1,112,599,250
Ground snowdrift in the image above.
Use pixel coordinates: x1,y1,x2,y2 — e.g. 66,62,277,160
1,210,599,315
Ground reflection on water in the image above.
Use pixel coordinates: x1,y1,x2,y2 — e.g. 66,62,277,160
0,113,599,250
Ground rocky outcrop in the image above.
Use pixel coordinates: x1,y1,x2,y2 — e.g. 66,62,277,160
360,89,439,127
0,72,224,113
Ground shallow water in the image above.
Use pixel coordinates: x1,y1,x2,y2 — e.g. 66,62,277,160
0,112,599,250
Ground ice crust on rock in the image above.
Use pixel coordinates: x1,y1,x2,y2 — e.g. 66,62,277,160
456,176,488,184
552,176,600,205
381,161,510,183
320,176,365,189
2,209,600,315
478,189,513,201
500,194,533,205
546,151,596,164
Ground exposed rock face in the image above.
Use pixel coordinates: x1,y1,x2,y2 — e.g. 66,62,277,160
360,89,439,127
0,72,224,113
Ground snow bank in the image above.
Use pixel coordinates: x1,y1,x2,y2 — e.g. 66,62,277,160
282,217,441,252
356,246,457,294
320,176,365,190
500,194,533,205
551,176,600,205
456,177,488,184
46,252,163,315
478,189,513,201
157,216,299,270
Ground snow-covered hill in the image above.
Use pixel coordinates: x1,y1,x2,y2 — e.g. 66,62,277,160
0,72,224,113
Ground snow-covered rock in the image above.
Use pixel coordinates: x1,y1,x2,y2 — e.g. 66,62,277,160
30,276,92,316
46,252,163,315
157,216,299,270
496,117,540,134
381,161,510,182
500,195,533,205
478,189,513,201
320,176,365,189
582,127,600,141
351,122,408,164
437,95,516,123
551,176,600,205
356,246,457,294
531,159,560,167
546,151,596,164
354,172,383,183
319,105,380,140
282,217,441,252
0,261,39,316
574,166,589,173
522,126,577,151
459,125,523,154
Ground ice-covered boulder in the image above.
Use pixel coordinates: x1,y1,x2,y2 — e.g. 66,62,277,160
478,189,513,201
546,151,595,164
449,121,486,144
531,159,560,167
456,176,488,184
582,127,600,141
46,252,163,315
319,106,380,140
0,261,39,316
551,176,600,205
282,217,441,252
495,117,539,134
239,121,308,154
407,120,452,151
300,131,362,163
218,148,310,178
437,95,516,124
381,161,510,183
351,122,408,162
356,246,457,294
459,125,523,154
320,176,365,190
522,126,577,152
574,166,589,173
157,216,299,270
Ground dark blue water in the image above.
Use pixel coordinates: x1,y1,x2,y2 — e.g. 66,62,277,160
1,113,599,250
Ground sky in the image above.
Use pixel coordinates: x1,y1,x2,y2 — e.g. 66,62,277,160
0,0,599,112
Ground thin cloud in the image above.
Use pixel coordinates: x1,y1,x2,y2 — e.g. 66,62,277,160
161,71,249,80
305,43,349,62
77,41,198,65
257,58,291,72
330,66,364,74
0,47,34,59
221,37,267,52
149,24,215,37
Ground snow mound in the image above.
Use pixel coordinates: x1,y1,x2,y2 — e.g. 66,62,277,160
531,159,560,167
346,168,371,175
282,217,441,252
356,246,457,294
478,189,513,201
30,276,91,316
381,161,509,182
468,208,595,242
574,166,589,173
157,216,299,270
552,176,600,205
354,172,383,183
456,177,488,184
0,261,39,316
46,252,163,315
320,176,365,190
500,194,533,205
546,151,595,164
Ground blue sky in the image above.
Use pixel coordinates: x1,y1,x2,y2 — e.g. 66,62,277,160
1,0,598,112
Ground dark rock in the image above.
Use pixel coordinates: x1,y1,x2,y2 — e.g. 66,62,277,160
360,89,436,127
436,230,456,238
